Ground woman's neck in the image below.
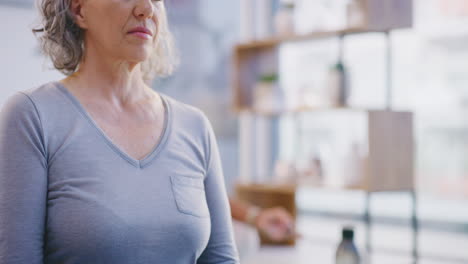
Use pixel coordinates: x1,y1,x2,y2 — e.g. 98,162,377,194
61,44,154,107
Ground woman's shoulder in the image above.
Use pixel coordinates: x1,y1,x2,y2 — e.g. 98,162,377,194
21,81,65,104
4,81,64,109
1,82,63,115
0,82,65,142
161,93,213,130
1,81,77,134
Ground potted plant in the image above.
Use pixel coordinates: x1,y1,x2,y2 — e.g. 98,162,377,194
253,73,285,113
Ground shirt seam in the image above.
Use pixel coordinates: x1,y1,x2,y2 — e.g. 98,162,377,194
18,91,48,162
204,116,213,178
17,91,49,248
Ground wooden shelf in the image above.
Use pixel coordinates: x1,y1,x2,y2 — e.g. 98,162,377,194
303,183,414,193
235,182,414,194
235,28,389,51
236,183,297,193
238,106,387,117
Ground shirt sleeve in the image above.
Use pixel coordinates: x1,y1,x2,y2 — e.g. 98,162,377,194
197,115,240,264
0,92,48,264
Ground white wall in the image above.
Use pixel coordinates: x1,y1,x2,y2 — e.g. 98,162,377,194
0,5,63,107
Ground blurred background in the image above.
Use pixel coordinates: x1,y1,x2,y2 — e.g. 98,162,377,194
1,0,467,263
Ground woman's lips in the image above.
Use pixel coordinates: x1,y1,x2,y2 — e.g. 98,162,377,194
127,26,153,40
128,31,151,40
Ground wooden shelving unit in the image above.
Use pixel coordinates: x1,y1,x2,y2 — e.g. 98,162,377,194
232,27,419,262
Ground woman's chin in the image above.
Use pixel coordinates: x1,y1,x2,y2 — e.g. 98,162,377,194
125,53,151,65
130,57,149,64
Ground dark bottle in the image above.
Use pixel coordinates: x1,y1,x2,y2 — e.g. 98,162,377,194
335,62,349,107
336,227,360,264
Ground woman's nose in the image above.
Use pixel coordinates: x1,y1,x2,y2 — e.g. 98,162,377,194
134,0,154,20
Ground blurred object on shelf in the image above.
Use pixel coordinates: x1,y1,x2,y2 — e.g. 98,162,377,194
274,1,296,36
297,150,324,186
310,153,324,181
296,82,324,110
320,140,353,189
239,0,274,42
253,73,286,113
342,142,368,189
350,0,413,30
255,0,274,39
294,0,348,33
347,0,365,28
294,0,412,34
326,61,350,107
273,159,299,184
439,0,468,16
236,183,297,246
239,0,255,42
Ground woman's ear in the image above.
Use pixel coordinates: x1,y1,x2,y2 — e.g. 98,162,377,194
70,0,88,29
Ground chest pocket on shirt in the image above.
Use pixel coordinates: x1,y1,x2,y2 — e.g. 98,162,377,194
170,175,210,218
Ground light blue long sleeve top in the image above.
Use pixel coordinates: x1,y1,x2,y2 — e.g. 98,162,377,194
0,82,239,264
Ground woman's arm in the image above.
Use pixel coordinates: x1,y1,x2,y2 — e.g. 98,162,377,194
197,115,240,264
0,93,48,264
229,198,253,223
230,199,295,242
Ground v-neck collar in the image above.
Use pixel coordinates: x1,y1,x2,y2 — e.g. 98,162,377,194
55,81,172,169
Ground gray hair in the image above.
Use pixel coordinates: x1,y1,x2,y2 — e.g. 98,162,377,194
33,0,179,81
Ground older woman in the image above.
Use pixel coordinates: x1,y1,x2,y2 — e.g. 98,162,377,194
0,0,239,263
